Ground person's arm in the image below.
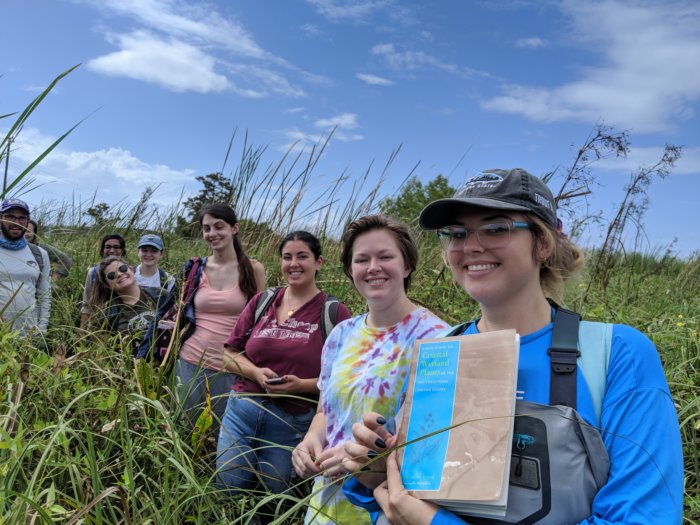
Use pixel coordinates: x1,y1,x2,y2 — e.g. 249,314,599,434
41,243,73,278
251,259,266,292
292,405,327,479
222,347,278,386
35,248,51,333
575,326,683,524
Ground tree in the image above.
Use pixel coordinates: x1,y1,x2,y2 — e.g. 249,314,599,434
379,175,455,225
176,172,234,236
84,202,111,226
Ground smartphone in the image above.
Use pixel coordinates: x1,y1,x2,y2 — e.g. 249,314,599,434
265,376,287,385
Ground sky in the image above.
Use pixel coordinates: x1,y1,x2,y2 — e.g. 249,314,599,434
2,0,699,257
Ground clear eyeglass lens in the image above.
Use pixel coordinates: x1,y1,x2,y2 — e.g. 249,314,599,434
438,222,515,251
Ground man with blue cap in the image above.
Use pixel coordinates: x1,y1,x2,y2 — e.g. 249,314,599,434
0,198,51,336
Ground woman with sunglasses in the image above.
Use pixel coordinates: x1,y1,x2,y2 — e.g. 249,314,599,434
88,256,158,336
80,234,127,330
292,215,447,525
342,169,683,524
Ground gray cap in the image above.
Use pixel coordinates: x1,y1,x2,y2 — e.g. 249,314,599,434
419,168,557,230
137,233,164,251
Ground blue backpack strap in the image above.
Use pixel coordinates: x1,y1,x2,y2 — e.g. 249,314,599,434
578,321,613,427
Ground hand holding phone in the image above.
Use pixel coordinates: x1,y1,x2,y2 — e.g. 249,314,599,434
266,376,287,385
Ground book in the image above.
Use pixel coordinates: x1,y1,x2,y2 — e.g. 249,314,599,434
396,329,520,518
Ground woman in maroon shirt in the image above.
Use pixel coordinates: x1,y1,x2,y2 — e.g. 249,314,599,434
216,231,351,496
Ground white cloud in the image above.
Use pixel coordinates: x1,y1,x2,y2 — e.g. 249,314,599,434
481,2,700,133
306,0,391,21
593,145,700,176
87,31,230,93
81,0,322,97
8,127,195,205
371,42,489,79
515,37,548,49
300,23,324,37
356,73,394,86
284,107,306,114
314,113,359,130
90,0,271,60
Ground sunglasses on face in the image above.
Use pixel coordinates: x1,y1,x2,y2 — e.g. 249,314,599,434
106,264,130,281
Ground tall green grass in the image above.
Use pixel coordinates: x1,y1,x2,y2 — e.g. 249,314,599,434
1,135,698,523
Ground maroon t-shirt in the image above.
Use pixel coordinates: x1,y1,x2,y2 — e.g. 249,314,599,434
224,288,351,414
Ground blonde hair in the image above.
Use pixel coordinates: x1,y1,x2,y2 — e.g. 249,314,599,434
528,214,585,303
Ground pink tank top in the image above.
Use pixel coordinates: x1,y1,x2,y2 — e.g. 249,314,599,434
179,270,248,370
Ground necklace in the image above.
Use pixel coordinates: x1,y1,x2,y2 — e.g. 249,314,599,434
286,293,297,317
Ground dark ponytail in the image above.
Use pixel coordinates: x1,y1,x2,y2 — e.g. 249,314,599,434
199,203,258,300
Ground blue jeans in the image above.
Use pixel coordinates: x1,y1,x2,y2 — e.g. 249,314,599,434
216,394,315,494
175,358,238,434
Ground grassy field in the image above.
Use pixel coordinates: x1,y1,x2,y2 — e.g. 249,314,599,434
0,212,697,524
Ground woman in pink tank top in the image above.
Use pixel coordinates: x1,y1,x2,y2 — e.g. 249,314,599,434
174,204,266,433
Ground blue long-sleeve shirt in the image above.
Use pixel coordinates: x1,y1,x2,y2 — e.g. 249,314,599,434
344,321,683,525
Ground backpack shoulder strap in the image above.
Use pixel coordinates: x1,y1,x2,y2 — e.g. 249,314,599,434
578,321,613,427
548,306,581,410
446,321,474,337
158,268,167,287
28,243,46,277
320,295,341,341
182,257,202,303
253,286,284,327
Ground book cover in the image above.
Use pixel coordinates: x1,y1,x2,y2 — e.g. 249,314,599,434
397,329,519,515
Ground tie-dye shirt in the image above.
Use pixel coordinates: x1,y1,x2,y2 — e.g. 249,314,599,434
305,308,447,525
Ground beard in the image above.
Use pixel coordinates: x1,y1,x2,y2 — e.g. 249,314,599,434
0,221,25,241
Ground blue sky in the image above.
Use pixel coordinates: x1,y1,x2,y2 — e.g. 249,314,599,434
2,0,699,256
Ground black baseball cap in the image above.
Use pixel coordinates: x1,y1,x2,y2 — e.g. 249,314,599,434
419,168,557,230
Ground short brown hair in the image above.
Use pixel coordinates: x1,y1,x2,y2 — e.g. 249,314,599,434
340,215,419,291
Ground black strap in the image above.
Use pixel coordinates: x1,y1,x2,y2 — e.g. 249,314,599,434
548,307,581,409
320,295,340,341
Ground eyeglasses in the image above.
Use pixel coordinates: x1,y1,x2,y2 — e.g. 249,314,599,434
437,221,531,251
106,264,130,281
2,214,29,224
104,244,123,251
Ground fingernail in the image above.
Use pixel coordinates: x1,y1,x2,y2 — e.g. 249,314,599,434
376,416,387,425
368,450,378,458
375,438,386,448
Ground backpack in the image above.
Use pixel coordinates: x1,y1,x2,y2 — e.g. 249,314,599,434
446,307,613,524
250,286,341,341
27,243,46,278
27,243,47,303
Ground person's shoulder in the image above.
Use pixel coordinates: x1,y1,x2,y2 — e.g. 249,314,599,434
606,323,670,394
410,307,449,328
250,258,265,271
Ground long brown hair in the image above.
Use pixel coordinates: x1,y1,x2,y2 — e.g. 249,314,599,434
199,204,258,300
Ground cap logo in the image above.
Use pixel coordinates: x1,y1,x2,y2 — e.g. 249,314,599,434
534,192,553,211
462,172,503,192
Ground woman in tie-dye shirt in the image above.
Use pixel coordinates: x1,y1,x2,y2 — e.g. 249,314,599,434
292,215,447,525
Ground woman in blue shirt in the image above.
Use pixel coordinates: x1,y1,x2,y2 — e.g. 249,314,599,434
342,169,683,525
